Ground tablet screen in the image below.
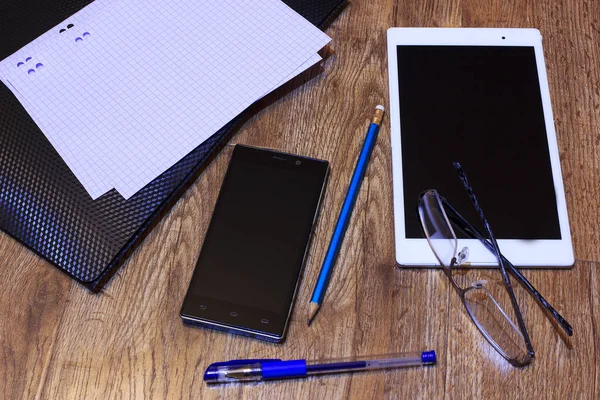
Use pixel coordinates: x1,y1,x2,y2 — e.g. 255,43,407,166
396,45,561,239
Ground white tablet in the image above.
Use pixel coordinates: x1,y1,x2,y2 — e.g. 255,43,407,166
386,28,574,267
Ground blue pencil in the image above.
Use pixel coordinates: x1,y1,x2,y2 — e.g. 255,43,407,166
307,105,385,325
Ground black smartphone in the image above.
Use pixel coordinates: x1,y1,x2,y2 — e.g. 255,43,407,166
180,144,329,342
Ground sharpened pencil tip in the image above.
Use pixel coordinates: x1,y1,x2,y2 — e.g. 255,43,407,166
307,302,320,327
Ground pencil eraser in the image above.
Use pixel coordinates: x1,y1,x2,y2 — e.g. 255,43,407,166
376,105,385,111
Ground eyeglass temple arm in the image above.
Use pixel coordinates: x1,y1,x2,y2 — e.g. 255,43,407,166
442,200,573,337
453,163,536,358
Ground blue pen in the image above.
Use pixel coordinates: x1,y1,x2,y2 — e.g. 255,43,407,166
308,105,385,325
203,351,436,384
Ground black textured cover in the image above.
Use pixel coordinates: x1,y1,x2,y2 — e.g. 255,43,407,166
0,0,346,290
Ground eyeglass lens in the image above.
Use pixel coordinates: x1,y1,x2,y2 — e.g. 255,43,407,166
418,191,457,267
463,286,530,365
419,190,531,366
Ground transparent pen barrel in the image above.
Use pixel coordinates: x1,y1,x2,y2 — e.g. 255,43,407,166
363,355,424,369
306,351,435,375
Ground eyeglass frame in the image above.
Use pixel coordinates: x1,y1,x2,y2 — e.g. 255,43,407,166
417,162,572,367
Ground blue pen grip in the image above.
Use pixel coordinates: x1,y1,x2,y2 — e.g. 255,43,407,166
262,360,307,379
311,122,380,304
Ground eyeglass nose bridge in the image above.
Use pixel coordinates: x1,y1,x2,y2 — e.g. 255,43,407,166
442,247,477,292
441,256,464,292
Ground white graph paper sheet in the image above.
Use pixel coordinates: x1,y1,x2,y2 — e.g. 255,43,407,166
0,0,330,199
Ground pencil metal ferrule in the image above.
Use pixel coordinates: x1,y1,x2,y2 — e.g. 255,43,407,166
371,106,385,125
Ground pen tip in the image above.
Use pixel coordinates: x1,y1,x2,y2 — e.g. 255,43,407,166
307,318,312,326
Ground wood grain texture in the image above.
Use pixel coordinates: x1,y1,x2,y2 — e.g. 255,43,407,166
532,0,600,261
1,0,599,399
444,264,593,399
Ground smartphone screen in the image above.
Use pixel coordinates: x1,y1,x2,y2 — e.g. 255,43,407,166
180,145,329,342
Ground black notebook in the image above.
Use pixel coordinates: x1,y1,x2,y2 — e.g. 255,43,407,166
0,0,346,291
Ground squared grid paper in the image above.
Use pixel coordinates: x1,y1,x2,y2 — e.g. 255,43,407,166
0,0,330,199
0,0,122,196
0,0,118,73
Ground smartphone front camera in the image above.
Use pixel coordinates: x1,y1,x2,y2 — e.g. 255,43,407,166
296,160,302,165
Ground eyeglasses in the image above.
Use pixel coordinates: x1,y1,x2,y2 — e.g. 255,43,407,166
418,162,572,367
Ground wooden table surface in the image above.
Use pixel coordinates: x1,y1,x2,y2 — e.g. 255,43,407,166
1,0,599,399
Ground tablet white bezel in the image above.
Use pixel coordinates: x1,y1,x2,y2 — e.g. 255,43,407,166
386,28,574,267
